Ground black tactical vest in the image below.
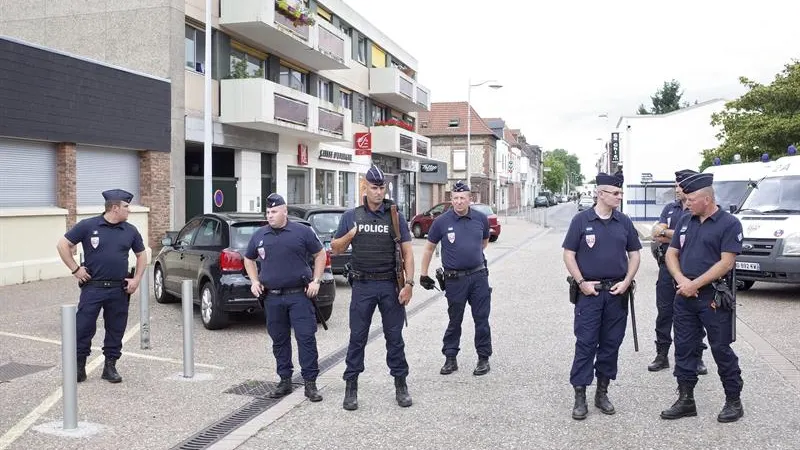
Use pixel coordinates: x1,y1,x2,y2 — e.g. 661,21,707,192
351,203,396,273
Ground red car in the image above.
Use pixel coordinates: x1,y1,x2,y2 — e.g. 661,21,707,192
410,202,501,242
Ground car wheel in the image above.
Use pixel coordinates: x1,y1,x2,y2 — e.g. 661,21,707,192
200,281,228,330
153,265,177,304
412,223,423,238
488,235,498,243
318,304,333,323
737,280,755,291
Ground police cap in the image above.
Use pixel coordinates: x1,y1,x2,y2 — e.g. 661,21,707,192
365,165,385,186
679,172,714,194
675,169,698,183
596,172,623,188
452,180,470,192
102,189,134,203
266,193,286,208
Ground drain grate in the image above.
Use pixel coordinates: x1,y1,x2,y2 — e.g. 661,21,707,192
0,362,53,382
224,379,302,397
171,397,278,450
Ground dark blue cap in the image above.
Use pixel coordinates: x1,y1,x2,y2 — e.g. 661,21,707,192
596,172,623,188
266,193,286,208
365,165,385,186
675,169,698,183
679,172,714,194
452,180,470,192
102,189,133,203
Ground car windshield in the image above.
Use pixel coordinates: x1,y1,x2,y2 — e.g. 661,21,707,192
738,175,800,214
230,222,265,249
713,180,752,210
536,196,547,201
308,212,342,234
471,204,495,216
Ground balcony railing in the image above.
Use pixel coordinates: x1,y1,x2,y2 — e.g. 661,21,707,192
416,139,428,157
318,24,344,63
274,12,310,39
398,77,414,100
399,134,413,153
416,87,429,108
274,94,308,126
318,108,344,135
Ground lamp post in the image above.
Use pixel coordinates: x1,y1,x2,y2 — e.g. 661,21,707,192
467,79,502,202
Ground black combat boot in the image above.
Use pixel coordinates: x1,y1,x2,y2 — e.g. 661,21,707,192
101,358,122,383
270,377,292,398
440,356,458,375
572,386,588,420
594,377,615,415
697,359,708,375
473,357,490,376
394,376,412,407
77,356,87,382
304,380,322,402
648,342,670,372
717,397,744,423
660,383,697,419
343,378,358,411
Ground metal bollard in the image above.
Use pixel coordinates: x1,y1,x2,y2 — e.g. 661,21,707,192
544,206,549,228
140,266,150,350
61,305,78,430
181,279,194,378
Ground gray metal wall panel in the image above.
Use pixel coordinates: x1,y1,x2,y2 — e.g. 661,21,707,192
0,137,56,207
76,146,140,206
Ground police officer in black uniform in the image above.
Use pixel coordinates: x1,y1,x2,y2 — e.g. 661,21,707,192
661,173,745,422
562,173,641,420
56,189,147,383
649,169,708,374
243,193,327,402
419,180,493,376
331,165,415,411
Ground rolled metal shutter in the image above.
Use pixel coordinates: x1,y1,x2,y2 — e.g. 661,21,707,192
76,146,140,205
0,138,57,207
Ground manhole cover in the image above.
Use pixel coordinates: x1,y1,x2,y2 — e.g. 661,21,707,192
0,362,54,382
223,379,301,397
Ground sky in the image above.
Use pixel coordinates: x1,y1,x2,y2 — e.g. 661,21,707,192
342,0,800,180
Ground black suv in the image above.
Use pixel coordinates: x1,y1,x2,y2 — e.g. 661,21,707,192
153,212,335,330
286,204,350,275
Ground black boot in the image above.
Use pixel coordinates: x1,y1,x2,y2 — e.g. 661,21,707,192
697,359,708,376
660,383,697,419
394,376,412,407
473,357,490,376
101,358,122,383
270,377,292,398
77,356,87,383
440,356,458,375
572,386,588,420
343,379,358,411
648,342,670,372
304,380,322,402
594,377,615,415
717,397,744,423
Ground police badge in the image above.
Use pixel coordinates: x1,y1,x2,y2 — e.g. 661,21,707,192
679,234,685,247
447,232,455,243
585,234,595,248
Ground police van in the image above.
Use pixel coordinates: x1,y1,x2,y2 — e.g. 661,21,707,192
733,155,800,289
702,160,774,213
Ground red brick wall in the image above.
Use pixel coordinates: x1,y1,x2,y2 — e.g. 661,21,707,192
56,142,77,231
139,151,171,252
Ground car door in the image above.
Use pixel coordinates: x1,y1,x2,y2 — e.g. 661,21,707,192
423,203,447,234
184,218,224,292
165,218,202,293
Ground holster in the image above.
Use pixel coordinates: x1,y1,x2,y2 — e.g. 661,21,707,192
343,262,354,287
711,280,735,310
124,268,135,303
566,276,579,304
435,268,446,291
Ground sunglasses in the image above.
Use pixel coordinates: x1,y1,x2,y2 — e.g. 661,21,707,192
599,190,624,197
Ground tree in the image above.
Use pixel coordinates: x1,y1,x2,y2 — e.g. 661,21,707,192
637,79,686,115
543,148,585,186
542,158,566,192
700,61,800,170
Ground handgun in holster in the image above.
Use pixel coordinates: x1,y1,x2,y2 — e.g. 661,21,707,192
343,262,354,286
711,278,735,310
656,246,666,266
302,275,328,330
123,268,135,303
566,276,579,304
435,268,446,291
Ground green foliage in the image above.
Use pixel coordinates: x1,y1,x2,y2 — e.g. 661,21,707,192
700,61,800,170
230,59,264,79
637,79,686,115
543,148,584,192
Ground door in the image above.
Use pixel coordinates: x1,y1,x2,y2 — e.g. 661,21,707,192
165,218,203,293
417,183,432,216
287,168,309,204
184,218,224,288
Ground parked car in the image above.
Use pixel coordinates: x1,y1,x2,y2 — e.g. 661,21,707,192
409,202,501,242
533,195,549,208
286,204,350,275
577,196,595,211
153,212,336,330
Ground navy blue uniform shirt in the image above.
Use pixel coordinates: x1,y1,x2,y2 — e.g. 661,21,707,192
427,207,489,270
562,208,642,280
64,215,145,280
244,221,323,289
334,202,411,242
658,200,687,250
669,207,743,279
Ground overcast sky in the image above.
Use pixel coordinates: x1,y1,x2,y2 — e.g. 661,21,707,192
343,0,800,179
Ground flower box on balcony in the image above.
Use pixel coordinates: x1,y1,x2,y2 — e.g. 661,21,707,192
275,0,315,27
374,119,414,132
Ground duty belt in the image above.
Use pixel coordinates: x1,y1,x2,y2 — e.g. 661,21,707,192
349,270,395,281
265,286,306,296
443,266,486,279
585,278,625,291
82,280,125,288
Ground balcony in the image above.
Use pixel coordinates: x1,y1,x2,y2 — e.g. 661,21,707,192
220,78,352,143
370,124,431,160
369,67,431,112
220,0,350,71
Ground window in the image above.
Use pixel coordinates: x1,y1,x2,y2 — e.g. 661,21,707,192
76,146,140,206
318,78,333,103
176,218,203,247
355,97,366,124
230,49,265,78
315,169,336,205
0,138,56,207
453,149,466,171
340,90,352,109
448,119,459,127
429,203,446,215
185,24,205,73
316,6,332,22
371,103,388,124
279,64,308,92
193,219,223,247
371,44,386,68
338,171,355,207
356,35,367,64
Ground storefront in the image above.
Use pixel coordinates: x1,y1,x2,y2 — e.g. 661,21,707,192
418,159,448,213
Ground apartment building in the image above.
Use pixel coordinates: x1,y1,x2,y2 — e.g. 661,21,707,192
0,0,438,285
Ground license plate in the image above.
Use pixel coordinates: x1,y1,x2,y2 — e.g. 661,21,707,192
735,261,760,271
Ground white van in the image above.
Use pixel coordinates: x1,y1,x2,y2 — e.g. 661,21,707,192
733,155,800,288
703,160,774,212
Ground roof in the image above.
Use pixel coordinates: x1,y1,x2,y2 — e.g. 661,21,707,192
417,102,495,137
615,98,729,128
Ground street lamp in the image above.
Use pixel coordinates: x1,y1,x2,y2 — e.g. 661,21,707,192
467,79,502,201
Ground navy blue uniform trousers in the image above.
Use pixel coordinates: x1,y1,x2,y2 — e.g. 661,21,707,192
76,286,129,359
265,291,319,381
571,290,628,386
442,270,492,358
656,264,707,354
343,279,408,380
673,289,742,397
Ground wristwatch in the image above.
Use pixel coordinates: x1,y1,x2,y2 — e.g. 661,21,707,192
405,280,415,287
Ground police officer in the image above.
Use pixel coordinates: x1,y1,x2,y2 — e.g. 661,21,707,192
243,193,327,402
56,189,146,383
649,170,708,374
419,180,492,376
562,173,642,420
661,173,745,422
331,165,415,411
